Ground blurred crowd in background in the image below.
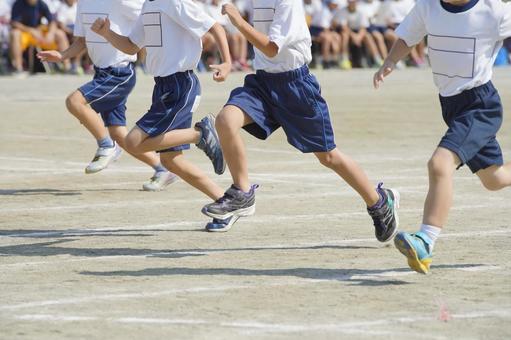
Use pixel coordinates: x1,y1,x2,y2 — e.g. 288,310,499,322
0,0,510,76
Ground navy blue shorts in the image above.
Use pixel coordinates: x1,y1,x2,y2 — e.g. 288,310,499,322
78,63,136,127
136,70,201,153
226,65,336,153
367,25,387,34
310,26,324,38
439,81,504,173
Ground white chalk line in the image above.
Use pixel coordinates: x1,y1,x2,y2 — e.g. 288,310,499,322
8,308,511,336
0,229,509,269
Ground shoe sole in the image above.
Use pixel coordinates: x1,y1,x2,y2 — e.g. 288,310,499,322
379,188,400,243
206,113,226,175
202,204,255,220
206,215,240,233
85,147,122,174
394,233,430,274
142,176,179,192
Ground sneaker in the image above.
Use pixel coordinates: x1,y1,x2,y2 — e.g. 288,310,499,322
85,143,122,174
340,59,352,70
394,231,433,274
205,215,240,232
142,171,178,192
202,184,259,220
367,183,400,242
195,114,226,175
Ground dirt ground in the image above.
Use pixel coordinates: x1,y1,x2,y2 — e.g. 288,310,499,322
0,68,510,340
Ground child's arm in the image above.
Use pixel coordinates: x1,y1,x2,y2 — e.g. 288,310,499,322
222,4,279,58
373,39,413,89
91,18,140,55
37,36,86,62
207,22,232,82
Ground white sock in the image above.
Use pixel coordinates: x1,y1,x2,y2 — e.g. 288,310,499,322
420,224,442,250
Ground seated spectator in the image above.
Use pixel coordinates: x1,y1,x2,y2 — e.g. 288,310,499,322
10,0,70,75
360,0,389,60
307,0,344,69
334,0,382,68
203,0,250,71
55,0,84,74
378,0,424,66
42,0,61,16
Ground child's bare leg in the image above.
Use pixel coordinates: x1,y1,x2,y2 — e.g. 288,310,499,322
477,163,511,191
160,151,223,200
125,126,200,154
314,148,379,206
372,31,388,58
422,147,459,228
108,125,161,167
215,105,253,192
66,90,109,140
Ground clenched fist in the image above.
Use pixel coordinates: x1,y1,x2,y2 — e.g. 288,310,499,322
91,17,111,37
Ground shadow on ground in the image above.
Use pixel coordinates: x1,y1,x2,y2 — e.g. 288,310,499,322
78,264,486,286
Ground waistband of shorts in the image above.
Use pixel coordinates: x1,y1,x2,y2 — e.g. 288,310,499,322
154,70,194,83
94,62,134,74
439,81,495,106
256,64,310,81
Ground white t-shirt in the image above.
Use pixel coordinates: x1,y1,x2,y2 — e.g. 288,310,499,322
379,0,415,25
333,7,370,30
309,0,334,28
57,2,78,27
74,0,143,68
129,0,215,77
359,0,381,25
252,0,312,72
396,0,511,97
42,0,61,15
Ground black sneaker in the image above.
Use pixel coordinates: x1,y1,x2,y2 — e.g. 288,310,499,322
195,114,226,175
367,183,400,242
202,184,259,220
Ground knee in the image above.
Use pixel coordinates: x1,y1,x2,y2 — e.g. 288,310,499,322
481,180,503,191
215,110,238,134
427,155,452,179
65,92,81,112
124,136,140,154
316,151,337,169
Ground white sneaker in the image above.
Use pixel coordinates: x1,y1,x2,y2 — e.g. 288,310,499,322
142,171,178,192
85,143,122,174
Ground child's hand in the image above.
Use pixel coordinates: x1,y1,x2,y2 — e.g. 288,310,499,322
91,17,111,37
210,62,231,82
222,4,243,27
373,59,395,89
37,50,63,62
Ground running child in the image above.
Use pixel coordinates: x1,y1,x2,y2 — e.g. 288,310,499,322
374,0,511,274
90,0,233,209
201,1,399,237
38,0,177,191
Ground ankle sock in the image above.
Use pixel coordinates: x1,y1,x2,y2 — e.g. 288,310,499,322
153,163,167,173
419,224,442,250
97,137,114,149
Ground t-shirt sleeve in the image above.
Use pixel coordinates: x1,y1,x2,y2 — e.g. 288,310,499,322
499,2,511,40
165,0,216,39
11,2,22,23
40,2,54,23
332,9,346,26
73,1,84,37
128,12,146,48
268,0,295,51
395,1,426,47
121,0,144,22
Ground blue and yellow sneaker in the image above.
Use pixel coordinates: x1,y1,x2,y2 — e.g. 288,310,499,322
205,215,240,232
394,231,433,274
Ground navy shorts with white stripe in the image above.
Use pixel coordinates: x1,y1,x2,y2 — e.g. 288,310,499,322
136,70,201,153
79,63,136,127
